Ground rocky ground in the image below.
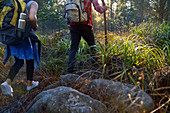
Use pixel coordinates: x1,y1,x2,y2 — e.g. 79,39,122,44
0,59,169,113
0,64,55,112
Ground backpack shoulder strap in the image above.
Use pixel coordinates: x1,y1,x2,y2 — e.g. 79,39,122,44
10,0,26,26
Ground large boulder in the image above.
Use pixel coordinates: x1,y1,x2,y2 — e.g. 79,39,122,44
27,74,155,113
26,86,106,113
80,79,155,113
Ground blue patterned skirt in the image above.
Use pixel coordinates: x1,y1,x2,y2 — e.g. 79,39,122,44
3,38,40,69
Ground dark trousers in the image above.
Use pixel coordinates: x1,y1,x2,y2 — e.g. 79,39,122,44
7,56,34,81
68,24,95,72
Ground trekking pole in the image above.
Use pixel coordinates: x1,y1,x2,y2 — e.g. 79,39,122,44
101,0,108,75
101,0,107,48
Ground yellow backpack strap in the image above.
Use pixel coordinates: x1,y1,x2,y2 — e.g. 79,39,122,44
18,0,26,12
0,0,5,12
0,7,12,27
0,0,12,27
0,0,26,27
0,0,5,3
10,0,26,26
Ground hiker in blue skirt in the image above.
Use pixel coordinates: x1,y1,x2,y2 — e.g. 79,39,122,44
0,0,40,96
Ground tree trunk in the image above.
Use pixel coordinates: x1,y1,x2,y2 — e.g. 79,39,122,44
158,0,167,23
164,0,170,21
110,0,114,32
139,0,144,23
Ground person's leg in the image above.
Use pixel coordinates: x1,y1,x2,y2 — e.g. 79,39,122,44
81,25,96,56
1,57,24,96
26,59,34,82
68,26,81,72
26,59,39,91
7,56,24,82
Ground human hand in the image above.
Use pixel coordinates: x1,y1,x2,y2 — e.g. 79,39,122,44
33,24,38,31
103,6,107,11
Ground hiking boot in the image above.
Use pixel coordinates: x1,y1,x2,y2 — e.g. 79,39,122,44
0,81,13,97
27,81,39,91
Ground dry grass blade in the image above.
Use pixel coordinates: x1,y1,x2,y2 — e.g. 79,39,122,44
150,98,170,113
109,71,122,77
153,87,170,91
75,70,102,82
74,70,102,88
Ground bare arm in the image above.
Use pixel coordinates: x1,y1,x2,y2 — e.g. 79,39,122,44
29,2,38,31
92,0,107,14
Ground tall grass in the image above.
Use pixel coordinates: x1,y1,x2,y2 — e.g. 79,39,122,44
0,21,169,112
38,34,71,77
96,35,166,71
38,24,168,85
38,32,93,76
0,44,7,82
131,20,170,65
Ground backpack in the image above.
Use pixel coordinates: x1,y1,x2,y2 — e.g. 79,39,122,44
0,0,27,45
64,0,88,23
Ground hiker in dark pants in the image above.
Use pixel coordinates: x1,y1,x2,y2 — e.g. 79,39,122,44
0,0,39,96
67,0,107,73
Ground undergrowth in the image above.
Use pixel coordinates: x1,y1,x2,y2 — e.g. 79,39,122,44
0,21,169,112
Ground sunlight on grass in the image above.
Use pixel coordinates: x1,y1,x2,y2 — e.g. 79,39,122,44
0,21,169,112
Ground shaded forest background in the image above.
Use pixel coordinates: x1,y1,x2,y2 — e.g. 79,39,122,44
36,0,170,34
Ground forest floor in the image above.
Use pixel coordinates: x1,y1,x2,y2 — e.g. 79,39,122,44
0,64,54,112
0,60,169,113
